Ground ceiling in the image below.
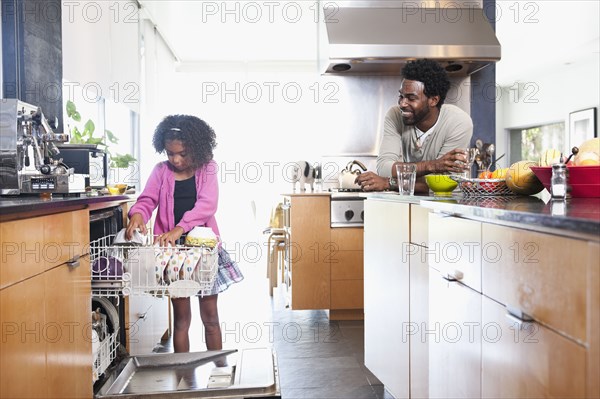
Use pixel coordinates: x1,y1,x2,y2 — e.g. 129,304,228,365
139,0,599,86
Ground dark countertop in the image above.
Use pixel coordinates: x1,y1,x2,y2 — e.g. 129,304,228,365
419,195,600,242
0,194,135,218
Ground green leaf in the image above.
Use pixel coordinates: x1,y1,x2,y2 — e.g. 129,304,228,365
84,120,95,136
111,153,136,168
72,111,81,122
66,100,76,117
88,137,104,145
105,129,119,144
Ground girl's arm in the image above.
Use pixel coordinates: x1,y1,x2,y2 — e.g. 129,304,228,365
128,163,163,224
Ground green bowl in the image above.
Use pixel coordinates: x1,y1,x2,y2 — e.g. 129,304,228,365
425,174,458,195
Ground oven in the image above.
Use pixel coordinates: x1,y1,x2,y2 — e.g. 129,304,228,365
330,192,365,227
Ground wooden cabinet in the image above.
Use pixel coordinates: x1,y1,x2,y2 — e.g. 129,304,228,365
364,199,410,399
481,294,586,398
482,223,588,343
428,269,482,399
286,195,364,317
330,227,364,316
288,196,331,310
1,208,93,398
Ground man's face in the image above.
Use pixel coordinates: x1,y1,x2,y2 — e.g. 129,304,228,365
397,79,438,126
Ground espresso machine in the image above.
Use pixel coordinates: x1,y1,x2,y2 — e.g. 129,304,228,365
0,99,83,195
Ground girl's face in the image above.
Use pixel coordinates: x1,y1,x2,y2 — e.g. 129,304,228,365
165,139,193,172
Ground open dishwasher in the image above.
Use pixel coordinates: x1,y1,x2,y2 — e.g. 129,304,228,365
90,232,280,399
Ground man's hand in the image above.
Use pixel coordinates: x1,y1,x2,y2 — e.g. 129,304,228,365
430,149,468,174
355,172,390,192
155,226,185,247
126,213,147,240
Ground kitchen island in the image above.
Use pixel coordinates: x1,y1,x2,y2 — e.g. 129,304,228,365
363,192,599,399
0,194,169,398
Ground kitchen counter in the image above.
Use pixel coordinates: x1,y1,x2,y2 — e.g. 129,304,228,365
0,194,136,220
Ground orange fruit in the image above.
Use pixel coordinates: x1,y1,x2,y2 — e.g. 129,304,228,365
478,171,493,179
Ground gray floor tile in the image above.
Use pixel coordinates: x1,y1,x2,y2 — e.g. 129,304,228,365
282,384,379,399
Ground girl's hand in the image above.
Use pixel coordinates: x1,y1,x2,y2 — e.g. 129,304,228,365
126,213,147,240
155,226,185,247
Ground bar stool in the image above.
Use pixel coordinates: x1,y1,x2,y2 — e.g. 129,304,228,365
266,227,287,296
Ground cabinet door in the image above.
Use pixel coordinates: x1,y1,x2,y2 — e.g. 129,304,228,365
428,213,482,292
289,196,331,310
0,274,47,398
481,295,586,398
364,200,410,399
482,223,588,343
330,228,363,310
429,268,482,399
44,257,92,398
409,247,429,399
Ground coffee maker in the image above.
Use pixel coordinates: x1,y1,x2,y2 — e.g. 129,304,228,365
0,99,78,195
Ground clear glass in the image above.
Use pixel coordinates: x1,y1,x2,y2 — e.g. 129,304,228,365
462,148,479,178
396,163,417,196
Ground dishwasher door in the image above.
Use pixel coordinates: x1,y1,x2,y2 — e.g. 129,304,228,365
95,347,280,399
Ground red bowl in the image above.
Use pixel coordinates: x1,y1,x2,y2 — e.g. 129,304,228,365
530,165,600,197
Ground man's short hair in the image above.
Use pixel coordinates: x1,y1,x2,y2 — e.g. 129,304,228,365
401,60,451,108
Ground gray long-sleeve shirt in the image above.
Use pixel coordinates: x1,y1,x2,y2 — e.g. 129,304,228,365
376,104,473,177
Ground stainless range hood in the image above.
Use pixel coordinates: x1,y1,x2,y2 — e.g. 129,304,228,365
321,1,501,76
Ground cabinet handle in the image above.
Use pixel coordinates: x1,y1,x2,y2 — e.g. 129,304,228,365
505,304,534,330
67,256,80,268
138,312,147,320
442,270,463,282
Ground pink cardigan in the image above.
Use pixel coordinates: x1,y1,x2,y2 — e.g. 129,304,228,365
128,160,220,237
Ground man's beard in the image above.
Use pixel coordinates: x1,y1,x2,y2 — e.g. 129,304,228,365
401,105,430,126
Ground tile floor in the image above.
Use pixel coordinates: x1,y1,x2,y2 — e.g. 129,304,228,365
155,263,392,399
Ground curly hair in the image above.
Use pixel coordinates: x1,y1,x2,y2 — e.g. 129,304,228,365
401,60,451,108
152,115,217,168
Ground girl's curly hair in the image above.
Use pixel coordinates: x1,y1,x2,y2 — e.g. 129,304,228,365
152,115,217,168
402,60,451,108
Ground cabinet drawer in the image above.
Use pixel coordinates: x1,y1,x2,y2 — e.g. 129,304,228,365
410,204,429,246
428,213,482,292
1,209,89,289
331,250,363,280
330,227,363,250
331,280,363,309
482,223,588,343
482,295,586,398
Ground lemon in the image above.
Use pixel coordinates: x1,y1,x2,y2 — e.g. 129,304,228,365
491,168,508,179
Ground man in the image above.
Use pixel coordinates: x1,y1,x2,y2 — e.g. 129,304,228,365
356,59,473,193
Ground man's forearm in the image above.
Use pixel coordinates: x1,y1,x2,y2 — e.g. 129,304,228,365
391,160,437,178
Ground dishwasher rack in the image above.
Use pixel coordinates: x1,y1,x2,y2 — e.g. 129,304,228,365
90,234,219,299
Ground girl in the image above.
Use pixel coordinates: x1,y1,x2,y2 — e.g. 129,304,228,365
125,114,243,352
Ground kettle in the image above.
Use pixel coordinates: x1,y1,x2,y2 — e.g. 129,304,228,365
338,160,368,189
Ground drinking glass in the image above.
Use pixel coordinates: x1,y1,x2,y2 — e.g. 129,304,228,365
462,148,479,178
396,163,417,195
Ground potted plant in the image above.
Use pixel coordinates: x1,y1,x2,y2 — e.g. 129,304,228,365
66,100,137,192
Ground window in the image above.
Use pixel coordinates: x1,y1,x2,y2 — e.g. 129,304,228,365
509,122,565,165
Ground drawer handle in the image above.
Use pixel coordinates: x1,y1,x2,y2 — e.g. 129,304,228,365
442,270,463,282
138,312,147,320
67,256,80,268
505,305,534,330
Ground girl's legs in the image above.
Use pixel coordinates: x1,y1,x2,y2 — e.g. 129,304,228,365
171,297,192,352
199,294,222,350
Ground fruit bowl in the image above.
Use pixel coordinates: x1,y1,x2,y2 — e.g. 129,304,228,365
425,174,458,196
450,176,514,197
530,165,600,197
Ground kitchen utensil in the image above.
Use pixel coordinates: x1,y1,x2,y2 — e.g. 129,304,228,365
489,153,506,171
338,160,367,189
565,147,579,164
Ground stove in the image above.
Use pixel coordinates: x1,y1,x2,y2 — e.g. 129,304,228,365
330,196,365,227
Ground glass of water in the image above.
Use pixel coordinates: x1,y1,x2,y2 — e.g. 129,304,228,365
396,163,417,195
